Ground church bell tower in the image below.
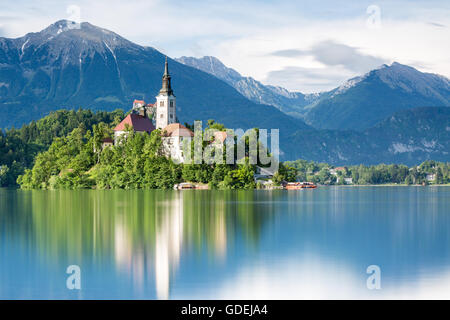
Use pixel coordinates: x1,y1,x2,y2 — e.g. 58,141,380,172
156,57,176,130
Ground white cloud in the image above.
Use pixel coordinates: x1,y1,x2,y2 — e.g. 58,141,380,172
267,65,355,93
172,253,450,299
271,40,388,73
267,40,389,91
209,18,450,92
1,0,449,92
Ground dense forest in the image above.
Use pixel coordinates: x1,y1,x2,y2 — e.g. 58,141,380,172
1,109,449,189
0,109,125,187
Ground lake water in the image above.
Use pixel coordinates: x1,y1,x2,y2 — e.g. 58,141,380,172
1,187,450,299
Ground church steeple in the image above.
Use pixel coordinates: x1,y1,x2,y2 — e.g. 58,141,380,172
164,56,169,75
159,56,174,96
155,56,177,130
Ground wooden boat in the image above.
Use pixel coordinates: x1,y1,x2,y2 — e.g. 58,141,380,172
284,182,317,190
173,183,209,190
174,182,195,190
300,182,317,189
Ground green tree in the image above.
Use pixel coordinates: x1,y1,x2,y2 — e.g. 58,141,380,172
435,167,444,184
405,174,413,185
273,163,297,185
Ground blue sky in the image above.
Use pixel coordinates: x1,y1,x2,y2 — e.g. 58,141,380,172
0,0,449,92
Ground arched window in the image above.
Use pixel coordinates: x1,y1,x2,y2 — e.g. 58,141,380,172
160,101,164,107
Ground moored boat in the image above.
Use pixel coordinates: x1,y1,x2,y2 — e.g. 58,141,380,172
174,182,195,190
284,182,317,190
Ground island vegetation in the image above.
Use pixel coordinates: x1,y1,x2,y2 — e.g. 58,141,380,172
0,109,449,189
3,110,256,190
0,109,124,187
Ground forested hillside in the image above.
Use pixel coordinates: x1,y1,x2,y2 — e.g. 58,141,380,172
0,109,124,186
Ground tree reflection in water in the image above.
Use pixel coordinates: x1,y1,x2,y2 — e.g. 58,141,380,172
21,189,269,299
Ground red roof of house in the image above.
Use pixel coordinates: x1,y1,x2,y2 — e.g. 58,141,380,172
114,114,155,133
162,123,194,137
133,99,145,104
213,131,227,143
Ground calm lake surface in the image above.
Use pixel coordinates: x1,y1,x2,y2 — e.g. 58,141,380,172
1,187,450,299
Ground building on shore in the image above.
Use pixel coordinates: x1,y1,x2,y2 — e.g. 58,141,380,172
132,99,146,110
101,137,114,149
113,113,155,145
131,99,156,119
161,123,194,163
113,57,193,162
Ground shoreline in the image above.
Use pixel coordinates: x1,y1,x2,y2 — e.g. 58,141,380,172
3,184,450,191
324,184,450,187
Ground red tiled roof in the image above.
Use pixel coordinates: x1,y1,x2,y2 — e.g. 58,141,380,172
114,114,155,133
213,131,227,143
162,123,194,137
133,99,145,104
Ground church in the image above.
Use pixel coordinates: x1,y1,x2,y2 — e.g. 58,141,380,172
113,58,193,163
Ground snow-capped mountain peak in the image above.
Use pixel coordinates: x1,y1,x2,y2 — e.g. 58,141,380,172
331,62,450,100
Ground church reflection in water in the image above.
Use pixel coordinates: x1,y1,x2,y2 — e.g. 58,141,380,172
23,189,264,299
111,191,185,299
110,191,229,299
154,192,184,299
5,188,450,299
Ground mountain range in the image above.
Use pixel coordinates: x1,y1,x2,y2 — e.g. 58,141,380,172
305,62,450,130
177,57,450,131
1,20,449,165
175,56,319,118
0,20,310,135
